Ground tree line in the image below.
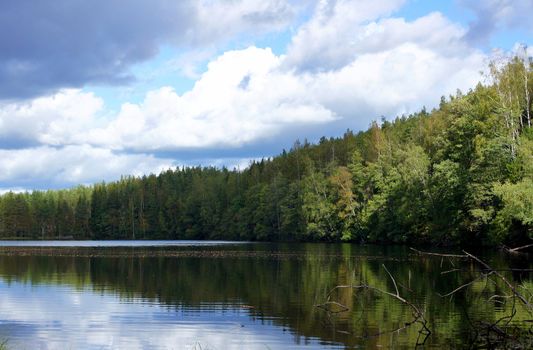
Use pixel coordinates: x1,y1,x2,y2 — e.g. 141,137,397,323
0,56,531,245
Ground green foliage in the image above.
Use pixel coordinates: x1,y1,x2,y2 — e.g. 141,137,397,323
0,57,531,245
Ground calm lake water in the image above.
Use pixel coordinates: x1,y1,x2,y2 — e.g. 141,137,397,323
0,241,530,349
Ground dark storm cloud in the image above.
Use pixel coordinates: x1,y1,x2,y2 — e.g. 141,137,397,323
0,0,198,99
0,0,295,100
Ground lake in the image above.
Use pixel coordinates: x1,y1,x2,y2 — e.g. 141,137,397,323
0,241,530,349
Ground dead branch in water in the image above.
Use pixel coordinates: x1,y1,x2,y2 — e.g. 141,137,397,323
410,247,533,349
317,248,532,348
409,247,468,258
411,247,532,310
501,242,533,254
462,250,532,311
314,264,431,346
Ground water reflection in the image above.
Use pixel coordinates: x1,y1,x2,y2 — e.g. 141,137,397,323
0,243,530,349
0,281,338,349
0,240,245,247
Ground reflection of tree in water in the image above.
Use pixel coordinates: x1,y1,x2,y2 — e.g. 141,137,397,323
0,244,531,349
316,247,533,348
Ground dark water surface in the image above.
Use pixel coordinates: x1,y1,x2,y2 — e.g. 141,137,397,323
0,240,242,247
0,241,530,349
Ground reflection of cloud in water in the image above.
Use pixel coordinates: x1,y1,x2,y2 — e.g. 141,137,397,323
0,281,342,349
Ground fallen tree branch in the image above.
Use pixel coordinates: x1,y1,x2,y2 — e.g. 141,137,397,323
463,250,532,311
314,301,350,314
502,242,533,254
438,272,492,298
409,247,532,312
410,247,533,348
409,248,468,258
314,264,431,346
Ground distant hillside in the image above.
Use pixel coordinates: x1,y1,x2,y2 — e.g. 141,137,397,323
0,57,531,246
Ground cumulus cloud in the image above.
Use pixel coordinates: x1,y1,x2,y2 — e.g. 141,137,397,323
0,48,336,152
0,0,495,189
78,4,483,151
194,0,296,43
87,47,337,150
0,40,484,153
0,0,295,99
461,0,533,45
0,90,104,148
283,0,472,71
283,0,406,71
0,145,174,189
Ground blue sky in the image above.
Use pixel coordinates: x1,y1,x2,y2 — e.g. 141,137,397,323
0,0,531,191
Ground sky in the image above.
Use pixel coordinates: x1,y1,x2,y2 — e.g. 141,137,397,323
0,0,532,191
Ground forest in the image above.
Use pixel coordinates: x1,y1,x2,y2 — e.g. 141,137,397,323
0,57,531,246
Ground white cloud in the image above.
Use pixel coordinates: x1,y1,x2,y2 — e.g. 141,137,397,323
84,47,337,150
193,0,296,44
0,89,104,147
0,188,26,195
462,0,533,30
284,0,408,71
0,0,494,189
0,145,174,187
15,42,482,154
309,43,484,119
85,31,483,151
461,0,533,45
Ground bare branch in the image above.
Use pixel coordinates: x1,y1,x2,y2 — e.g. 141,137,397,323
382,264,399,297
314,301,350,314
506,243,533,253
315,267,431,345
438,272,493,298
409,247,468,258
463,251,532,312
